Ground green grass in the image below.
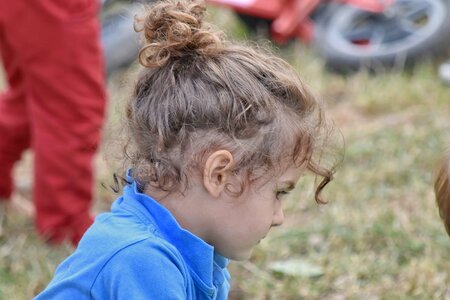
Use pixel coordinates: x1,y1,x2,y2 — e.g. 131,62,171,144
1,8,450,300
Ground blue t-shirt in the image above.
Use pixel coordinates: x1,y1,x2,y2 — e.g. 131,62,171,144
35,180,231,300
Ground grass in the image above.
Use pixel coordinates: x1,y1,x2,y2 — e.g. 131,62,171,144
1,8,450,300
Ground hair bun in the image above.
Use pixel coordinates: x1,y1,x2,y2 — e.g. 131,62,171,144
136,0,223,67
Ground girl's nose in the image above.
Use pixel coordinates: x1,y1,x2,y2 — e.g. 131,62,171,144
272,207,284,227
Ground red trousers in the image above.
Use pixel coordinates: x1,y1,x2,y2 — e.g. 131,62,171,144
0,0,106,245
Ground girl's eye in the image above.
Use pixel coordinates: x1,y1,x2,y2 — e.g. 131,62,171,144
276,190,290,200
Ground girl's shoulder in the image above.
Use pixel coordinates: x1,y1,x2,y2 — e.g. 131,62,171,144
36,218,189,299
89,236,190,298
81,210,187,270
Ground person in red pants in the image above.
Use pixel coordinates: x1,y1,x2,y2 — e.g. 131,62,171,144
0,0,106,245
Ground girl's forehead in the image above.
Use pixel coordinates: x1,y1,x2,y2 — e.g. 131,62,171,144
254,163,305,188
278,164,305,182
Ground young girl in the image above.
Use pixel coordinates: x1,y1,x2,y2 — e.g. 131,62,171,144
36,0,336,298
435,151,450,236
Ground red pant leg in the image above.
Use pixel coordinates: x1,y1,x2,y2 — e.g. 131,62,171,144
0,24,31,199
1,0,106,244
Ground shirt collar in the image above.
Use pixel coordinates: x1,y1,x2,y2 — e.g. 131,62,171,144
120,177,228,288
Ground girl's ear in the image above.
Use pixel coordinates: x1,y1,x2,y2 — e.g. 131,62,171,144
203,150,234,198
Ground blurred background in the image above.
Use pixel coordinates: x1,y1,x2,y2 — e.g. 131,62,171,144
1,0,450,299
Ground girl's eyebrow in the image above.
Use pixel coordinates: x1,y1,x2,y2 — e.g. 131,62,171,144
279,181,295,190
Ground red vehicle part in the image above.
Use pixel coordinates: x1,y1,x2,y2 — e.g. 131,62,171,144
206,0,285,18
206,0,393,43
340,0,394,12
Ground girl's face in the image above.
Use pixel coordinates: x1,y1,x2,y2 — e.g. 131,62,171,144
206,164,305,261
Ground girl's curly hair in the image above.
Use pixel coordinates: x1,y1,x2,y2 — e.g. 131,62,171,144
122,0,338,202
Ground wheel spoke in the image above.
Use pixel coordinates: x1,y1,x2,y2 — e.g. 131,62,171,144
389,1,433,38
400,1,431,23
405,1,431,20
397,18,421,34
368,27,386,50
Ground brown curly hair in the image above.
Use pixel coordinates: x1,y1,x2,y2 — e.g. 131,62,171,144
435,151,450,236
123,0,337,202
